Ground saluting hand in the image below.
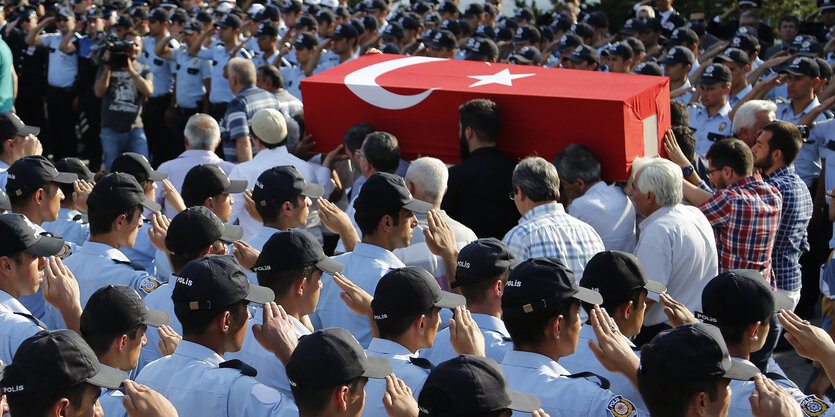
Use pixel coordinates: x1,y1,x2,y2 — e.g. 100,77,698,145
382,374,418,417
749,374,802,417
157,325,182,356
123,380,179,417
449,305,485,357
253,302,298,366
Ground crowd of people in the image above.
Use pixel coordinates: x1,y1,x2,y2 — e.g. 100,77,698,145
3,0,835,416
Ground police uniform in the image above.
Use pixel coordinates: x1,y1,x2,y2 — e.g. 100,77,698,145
244,225,282,284
136,340,299,417
777,98,826,188
728,84,752,108
99,389,128,417
671,79,694,105
198,42,253,114
142,28,180,162
688,101,732,156
811,118,835,248
120,217,160,273
63,241,162,307
280,64,306,100
172,44,211,147
41,25,80,160
727,357,829,417
0,293,44,364
363,338,432,417
421,313,511,365
42,207,90,245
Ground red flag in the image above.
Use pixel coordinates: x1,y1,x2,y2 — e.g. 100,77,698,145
301,54,670,180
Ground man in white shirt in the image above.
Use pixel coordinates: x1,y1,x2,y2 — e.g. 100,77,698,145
555,144,637,253
228,108,332,241
627,157,718,346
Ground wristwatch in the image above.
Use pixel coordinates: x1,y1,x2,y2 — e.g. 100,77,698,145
682,165,694,177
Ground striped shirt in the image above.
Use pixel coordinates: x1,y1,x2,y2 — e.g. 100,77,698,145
221,85,281,162
502,202,604,278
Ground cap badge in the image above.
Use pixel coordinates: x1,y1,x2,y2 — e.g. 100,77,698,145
506,279,522,287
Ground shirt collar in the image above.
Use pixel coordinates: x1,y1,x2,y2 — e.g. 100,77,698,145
471,313,511,338
786,97,821,117
762,165,794,181
521,202,563,222
367,337,416,356
80,241,132,263
289,315,311,336
501,350,568,375
0,160,8,170
352,242,404,268
254,146,289,160
174,340,225,366
237,85,254,95
179,149,220,159
0,289,29,314
638,205,676,230
730,174,763,190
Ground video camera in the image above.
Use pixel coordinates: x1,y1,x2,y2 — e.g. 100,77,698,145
103,39,134,69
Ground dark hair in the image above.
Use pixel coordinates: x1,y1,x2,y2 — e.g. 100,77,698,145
343,123,376,152
672,125,696,162
292,377,363,416
175,299,248,337
503,300,575,347
8,182,59,212
258,64,284,89
670,100,690,127
169,240,225,272
705,138,753,177
637,374,720,417
553,144,601,184
376,306,435,340
761,120,802,165
258,264,318,297
362,132,400,173
88,204,142,236
255,195,300,224
459,99,499,143
715,322,754,346
778,15,800,27
6,382,91,417
354,206,400,237
81,324,143,356
459,272,507,305
580,288,644,321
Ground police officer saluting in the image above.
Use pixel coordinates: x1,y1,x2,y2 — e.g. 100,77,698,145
689,63,734,156
142,7,179,164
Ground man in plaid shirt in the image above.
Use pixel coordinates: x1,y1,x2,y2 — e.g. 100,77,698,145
222,57,281,162
682,138,783,288
503,156,604,277
752,121,813,307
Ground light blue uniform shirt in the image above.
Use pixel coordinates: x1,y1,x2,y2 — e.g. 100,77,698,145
63,241,162,307
173,46,211,109
777,98,826,187
727,357,823,417
226,307,311,398
141,34,179,97
42,208,89,245
136,340,298,417
558,325,645,411
313,243,405,347
136,280,176,375
198,45,252,104
688,101,733,156
811,119,835,248
280,65,306,101
42,33,78,88
364,338,430,417
671,79,694,106
421,313,511,365
99,389,127,417
0,290,44,364
120,218,159,273
501,349,648,417
728,84,752,108
0,160,9,191
244,225,282,284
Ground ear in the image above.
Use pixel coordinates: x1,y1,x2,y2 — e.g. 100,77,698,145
335,385,351,412
295,277,306,296
407,181,416,196
116,334,129,353
204,196,215,210
515,186,526,202
0,256,13,276
380,213,394,231
464,125,474,140
621,300,633,319
747,321,761,341
494,279,504,297
281,201,295,217
113,213,128,232
550,315,563,342
34,187,45,204
415,314,427,334
54,397,72,417
220,310,232,333
771,148,784,163
689,391,709,416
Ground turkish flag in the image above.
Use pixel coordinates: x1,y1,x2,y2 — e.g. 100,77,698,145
301,54,670,180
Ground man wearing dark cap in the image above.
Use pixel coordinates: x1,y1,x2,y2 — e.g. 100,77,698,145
463,36,498,62
280,32,319,100
461,3,484,32
689,63,733,156
561,250,666,411
418,355,542,417
315,22,359,74
227,229,343,397
565,44,599,71
315,173,433,347
0,112,42,192
42,157,94,246
0,213,83,364
601,41,632,73
287,328,396,417
714,47,751,108
281,0,304,30
62,173,164,307
180,163,245,222
137,206,243,373
633,62,663,76
694,270,820,416
363,0,388,29
190,13,251,122
363,266,468,417
426,29,456,58
511,24,541,53
662,46,695,105
499,257,646,416
421,238,516,365
252,21,281,68
80,284,171,417
136,255,299,416
141,7,179,165
0,329,128,417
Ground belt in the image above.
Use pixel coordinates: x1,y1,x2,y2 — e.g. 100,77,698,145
148,93,172,102
49,85,74,93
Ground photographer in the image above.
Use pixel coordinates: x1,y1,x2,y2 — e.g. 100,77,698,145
93,31,153,170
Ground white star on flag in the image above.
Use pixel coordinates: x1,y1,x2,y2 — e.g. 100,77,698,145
467,68,536,88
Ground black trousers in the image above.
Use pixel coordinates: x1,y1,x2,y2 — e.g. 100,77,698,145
143,94,173,167
46,86,77,160
77,94,102,172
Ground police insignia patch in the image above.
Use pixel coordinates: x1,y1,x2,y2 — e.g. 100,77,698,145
719,122,728,132
800,395,829,416
56,243,71,259
607,395,636,417
140,278,161,294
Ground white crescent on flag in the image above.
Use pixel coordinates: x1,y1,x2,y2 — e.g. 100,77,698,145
343,56,446,110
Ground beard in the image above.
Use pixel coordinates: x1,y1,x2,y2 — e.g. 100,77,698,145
459,129,470,160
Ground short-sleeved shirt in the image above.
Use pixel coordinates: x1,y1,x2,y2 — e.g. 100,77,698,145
671,79,693,105
136,340,299,417
221,85,281,161
313,243,405,347
503,202,605,278
0,290,44,364
421,313,511,365
363,338,430,417
63,241,162,307
812,118,835,248
697,175,782,287
197,44,252,104
567,182,636,253
777,98,826,187
727,357,826,417
100,62,153,133
689,101,733,156
728,84,752,108
279,65,306,101
136,280,176,375
173,46,211,109
501,349,648,417
141,34,179,97
42,207,89,245
41,33,78,88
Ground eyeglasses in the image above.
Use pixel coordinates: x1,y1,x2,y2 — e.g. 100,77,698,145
508,189,517,200
707,168,721,177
